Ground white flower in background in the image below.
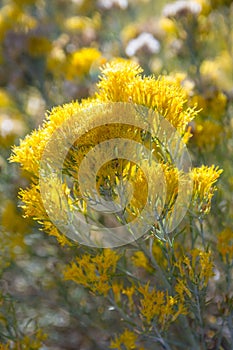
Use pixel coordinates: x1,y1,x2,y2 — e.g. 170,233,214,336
162,0,202,17
98,0,128,9
125,32,160,57
0,117,14,137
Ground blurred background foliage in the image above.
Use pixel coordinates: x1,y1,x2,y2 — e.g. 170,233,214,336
0,0,232,349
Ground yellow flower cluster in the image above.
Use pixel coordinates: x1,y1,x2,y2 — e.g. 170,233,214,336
131,239,168,272
10,59,222,245
193,120,223,151
63,249,120,295
111,282,135,309
0,89,12,107
191,92,227,121
191,165,223,214
14,330,47,350
0,344,9,350
175,249,214,299
110,329,140,350
65,47,103,79
131,251,153,272
97,59,198,135
0,3,37,41
27,36,52,57
63,13,101,32
0,330,47,350
0,201,28,271
0,89,26,148
217,228,233,264
11,59,196,241
138,282,187,330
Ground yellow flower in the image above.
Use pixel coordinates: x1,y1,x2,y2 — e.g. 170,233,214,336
159,17,177,36
13,329,47,350
152,238,168,268
0,200,29,270
193,120,223,151
18,184,46,220
123,285,135,309
131,251,153,272
191,91,227,120
97,58,198,134
175,249,214,293
175,278,192,300
0,4,37,40
10,128,52,177
0,4,21,41
191,165,223,214
44,222,73,247
27,36,52,57
65,47,103,79
138,282,186,329
195,0,211,15
0,89,12,107
200,53,233,91
112,281,123,303
63,12,101,32
217,228,233,264
110,329,138,350
15,12,37,33
46,47,67,77
1,200,28,235
64,249,120,295
10,60,200,245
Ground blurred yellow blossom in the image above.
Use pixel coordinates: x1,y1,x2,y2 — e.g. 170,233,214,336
112,281,123,303
27,36,52,57
191,91,227,120
64,12,101,32
217,228,233,264
200,53,233,91
15,13,37,32
5,329,48,350
110,329,138,350
195,0,211,15
0,4,21,41
131,251,153,272
122,285,135,309
65,47,104,79
121,23,139,44
0,4,37,40
0,344,9,350
193,120,223,150
0,89,13,108
159,17,177,36
152,239,168,269
46,46,67,77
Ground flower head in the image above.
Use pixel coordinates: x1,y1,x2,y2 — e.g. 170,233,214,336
217,228,233,264
110,329,137,350
191,165,223,214
64,249,120,295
